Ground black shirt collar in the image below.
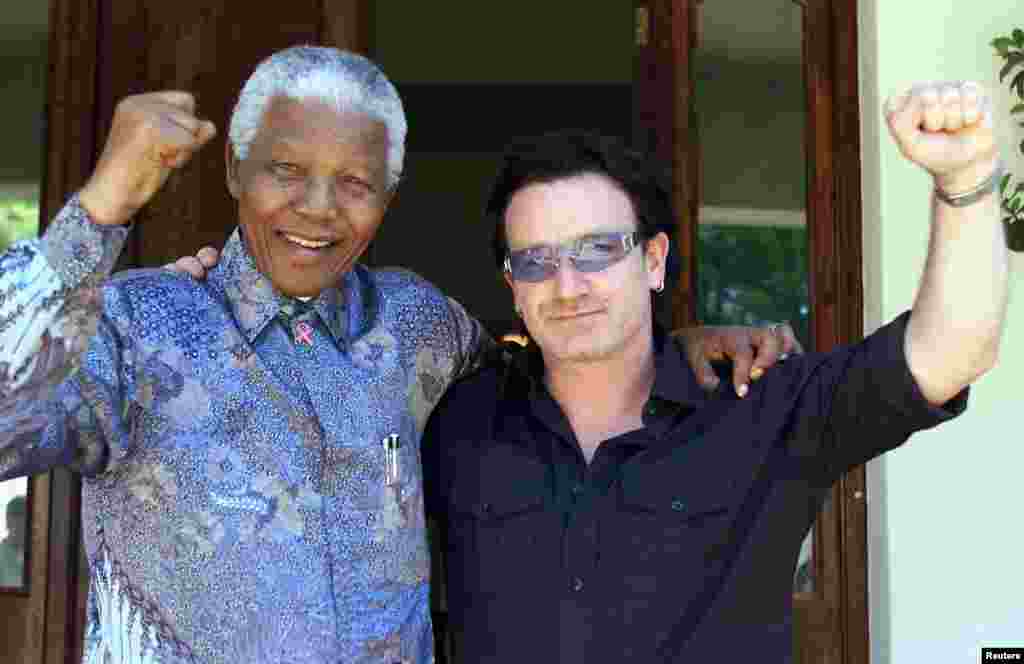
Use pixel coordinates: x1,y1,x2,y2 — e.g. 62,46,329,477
505,324,713,411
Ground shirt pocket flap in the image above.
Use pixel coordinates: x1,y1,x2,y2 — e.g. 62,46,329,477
449,445,548,520
618,442,740,520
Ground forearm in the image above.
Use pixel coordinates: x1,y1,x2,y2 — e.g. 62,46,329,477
906,167,1009,404
0,194,127,462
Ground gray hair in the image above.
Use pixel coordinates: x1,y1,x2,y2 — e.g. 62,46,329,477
228,45,407,188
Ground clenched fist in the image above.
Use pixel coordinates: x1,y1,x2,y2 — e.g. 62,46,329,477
79,91,217,226
885,81,1000,194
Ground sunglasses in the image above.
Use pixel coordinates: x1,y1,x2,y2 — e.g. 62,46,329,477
504,231,641,283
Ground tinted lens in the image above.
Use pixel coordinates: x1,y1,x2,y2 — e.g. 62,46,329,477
506,232,638,282
570,232,635,273
508,251,557,282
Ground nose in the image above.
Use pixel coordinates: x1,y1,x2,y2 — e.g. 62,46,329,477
551,256,589,298
294,176,338,220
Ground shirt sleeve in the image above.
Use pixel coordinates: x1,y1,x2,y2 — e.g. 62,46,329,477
0,194,130,479
421,392,448,520
441,295,495,383
780,310,968,486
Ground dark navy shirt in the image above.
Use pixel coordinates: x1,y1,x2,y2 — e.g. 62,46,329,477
423,312,967,663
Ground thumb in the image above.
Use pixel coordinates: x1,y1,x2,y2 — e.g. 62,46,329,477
194,120,217,148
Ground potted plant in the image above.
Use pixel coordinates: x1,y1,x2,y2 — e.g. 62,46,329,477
992,29,1024,251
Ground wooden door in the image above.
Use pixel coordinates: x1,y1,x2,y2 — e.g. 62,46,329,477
633,1,867,662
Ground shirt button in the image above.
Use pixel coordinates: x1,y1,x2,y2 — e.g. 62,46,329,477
479,502,492,516
571,577,585,592
671,499,686,512
571,483,584,499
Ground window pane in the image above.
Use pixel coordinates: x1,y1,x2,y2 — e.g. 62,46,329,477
0,0,48,591
693,0,810,348
0,4,46,252
694,0,812,591
0,479,29,589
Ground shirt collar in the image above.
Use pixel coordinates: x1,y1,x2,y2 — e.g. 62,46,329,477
509,324,713,410
212,227,357,347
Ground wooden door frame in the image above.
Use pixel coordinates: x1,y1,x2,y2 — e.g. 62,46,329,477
39,0,104,661
634,1,867,662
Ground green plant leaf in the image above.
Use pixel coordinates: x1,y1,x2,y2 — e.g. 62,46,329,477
1012,103,1024,115
1014,28,1024,47
993,37,1015,55
1001,173,1013,193
999,52,1024,82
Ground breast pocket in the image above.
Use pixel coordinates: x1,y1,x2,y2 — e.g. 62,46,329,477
617,472,734,561
609,438,755,591
446,446,556,597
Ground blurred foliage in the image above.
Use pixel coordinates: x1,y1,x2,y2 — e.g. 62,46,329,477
992,28,1024,250
697,224,811,350
0,198,39,252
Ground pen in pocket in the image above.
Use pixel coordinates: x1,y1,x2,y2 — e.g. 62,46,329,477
382,434,401,486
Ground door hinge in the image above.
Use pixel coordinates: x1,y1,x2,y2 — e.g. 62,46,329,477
636,6,650,47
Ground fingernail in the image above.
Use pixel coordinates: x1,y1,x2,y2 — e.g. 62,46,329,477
737,383,748,398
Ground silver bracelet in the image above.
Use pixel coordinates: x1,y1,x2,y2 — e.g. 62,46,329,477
933,161,1005,208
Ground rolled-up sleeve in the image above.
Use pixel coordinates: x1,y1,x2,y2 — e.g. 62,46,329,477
780,310,968,485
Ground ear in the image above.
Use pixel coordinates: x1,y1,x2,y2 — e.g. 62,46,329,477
645,232,670,289
225,142,242,200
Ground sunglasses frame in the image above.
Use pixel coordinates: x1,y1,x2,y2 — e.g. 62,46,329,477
503,231,642,282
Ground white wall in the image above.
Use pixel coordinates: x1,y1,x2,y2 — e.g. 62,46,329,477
859,2,1024,661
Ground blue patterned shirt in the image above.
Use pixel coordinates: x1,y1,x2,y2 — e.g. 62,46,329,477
0,195,489,663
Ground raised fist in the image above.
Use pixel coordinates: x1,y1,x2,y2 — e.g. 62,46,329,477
79,91,217,225
885,81,1000,193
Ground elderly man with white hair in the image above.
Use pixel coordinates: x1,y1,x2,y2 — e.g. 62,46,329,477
0,46,794,663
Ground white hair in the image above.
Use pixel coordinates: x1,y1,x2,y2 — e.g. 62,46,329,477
228,45,407,188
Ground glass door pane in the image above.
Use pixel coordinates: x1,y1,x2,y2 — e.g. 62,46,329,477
0,479,28,589
0,0,47,595
693,0,813,590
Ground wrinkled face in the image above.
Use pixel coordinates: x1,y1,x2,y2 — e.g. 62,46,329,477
227,97,393,298
503,173,668,366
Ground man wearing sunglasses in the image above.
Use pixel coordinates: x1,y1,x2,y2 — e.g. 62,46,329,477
422,80,1008,663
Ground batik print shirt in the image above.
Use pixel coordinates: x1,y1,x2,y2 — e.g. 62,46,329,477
0,195,489,664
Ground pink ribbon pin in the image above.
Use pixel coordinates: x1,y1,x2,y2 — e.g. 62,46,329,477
294,321,314,346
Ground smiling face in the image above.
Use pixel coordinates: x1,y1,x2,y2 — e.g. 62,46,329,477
227,96,393,298
503,173,668,366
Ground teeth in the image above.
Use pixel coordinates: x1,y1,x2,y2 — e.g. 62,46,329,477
283,233,333,249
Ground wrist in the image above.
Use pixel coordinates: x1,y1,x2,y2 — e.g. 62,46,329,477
933,158,1003,208
78,180,135,226
933,157,1002,195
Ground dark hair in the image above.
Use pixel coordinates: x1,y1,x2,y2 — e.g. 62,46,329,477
486,130,680,292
